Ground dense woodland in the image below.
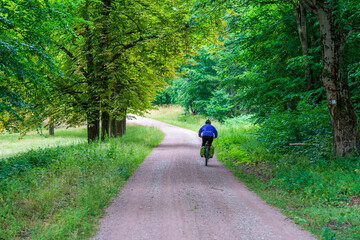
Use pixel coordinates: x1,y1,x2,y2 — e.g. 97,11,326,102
156,0,360,158
1,0,360,156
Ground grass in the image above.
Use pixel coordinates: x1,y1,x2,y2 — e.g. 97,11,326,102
147,105,360,240
0,125,163,239
146,105,212,131
0,127,87,159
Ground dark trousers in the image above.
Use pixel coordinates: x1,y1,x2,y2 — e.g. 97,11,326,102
202,136,213,147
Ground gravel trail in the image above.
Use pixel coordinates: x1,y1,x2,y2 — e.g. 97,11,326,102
93,116,316,240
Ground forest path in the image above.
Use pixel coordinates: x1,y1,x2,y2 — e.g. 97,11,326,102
93,116,316,240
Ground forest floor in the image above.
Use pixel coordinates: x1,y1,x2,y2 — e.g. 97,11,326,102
93,116,316,240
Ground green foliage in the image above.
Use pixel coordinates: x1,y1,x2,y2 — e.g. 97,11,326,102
0,125,163,239
174,48,218,115
163,47,237,121
270,155,360,202
215,116,264,163
0,0,65,128
256,102,333,158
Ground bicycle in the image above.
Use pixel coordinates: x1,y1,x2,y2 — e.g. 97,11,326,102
204,140,211,166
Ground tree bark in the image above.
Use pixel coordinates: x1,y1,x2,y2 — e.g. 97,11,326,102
101,111,110,140
84,0,100,143
114,117,126,137
49,124,55,136
110,119,115,138
122,115,126,135
87,109,100,142
98,0,111,142
110,106,127,138
299,0,359,156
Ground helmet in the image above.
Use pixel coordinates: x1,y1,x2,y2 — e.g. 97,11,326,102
205,119,211,124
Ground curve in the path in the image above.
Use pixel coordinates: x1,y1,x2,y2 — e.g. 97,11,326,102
93,116,316,240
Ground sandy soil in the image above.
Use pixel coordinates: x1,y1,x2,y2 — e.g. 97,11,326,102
93,116,316,240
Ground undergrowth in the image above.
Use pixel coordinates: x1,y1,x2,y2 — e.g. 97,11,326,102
0,125,163,239
149,105,360,240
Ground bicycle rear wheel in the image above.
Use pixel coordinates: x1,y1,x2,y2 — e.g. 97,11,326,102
205,147,209,166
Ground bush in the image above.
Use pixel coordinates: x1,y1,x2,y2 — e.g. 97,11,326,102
256,103,332,159
270,155,360,205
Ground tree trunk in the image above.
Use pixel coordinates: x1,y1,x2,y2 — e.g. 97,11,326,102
101,111,110,141
293,3,314,90
109,119,115,138
87,109,100,142
122,116,126,135
49,124,55,136
84,0,100,143
98,0,111,142
317,8,359,156
110,107,127,138
114,118,126,137
300,0,359,156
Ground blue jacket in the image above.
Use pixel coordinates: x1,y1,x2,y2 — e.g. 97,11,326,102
198,124,218,138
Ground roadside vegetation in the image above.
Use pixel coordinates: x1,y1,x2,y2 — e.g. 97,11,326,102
0,128,87,159
0,125,163,239
148,105,360,240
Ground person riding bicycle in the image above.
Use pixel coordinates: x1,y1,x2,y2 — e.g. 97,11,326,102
198,119,218,158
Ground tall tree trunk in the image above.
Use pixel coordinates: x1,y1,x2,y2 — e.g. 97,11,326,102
109,118,115,138
122,116,126,135
300,0,359,156
293,3,314,90
317,9,359,156
101,111,110,140
49,124,54,136
113,109,127,138
114,118,126,137
98,0,111,142
84,0,100,142
87,109,100,142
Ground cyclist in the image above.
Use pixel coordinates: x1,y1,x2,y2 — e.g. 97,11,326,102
198,119,218,158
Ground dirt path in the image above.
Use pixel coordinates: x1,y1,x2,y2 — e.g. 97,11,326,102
93,117,316,240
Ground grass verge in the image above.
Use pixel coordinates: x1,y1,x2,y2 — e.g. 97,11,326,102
148,105,360,240
146,105,210,131
0,125,163,239
0,127,87,159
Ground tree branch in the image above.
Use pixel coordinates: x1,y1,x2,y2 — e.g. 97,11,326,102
121,13,142,33
110,35,155,63
55,43,89,79
346,27,360,40
298,0,318,15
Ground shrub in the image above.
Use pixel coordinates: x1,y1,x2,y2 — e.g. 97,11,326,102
256,103,332,159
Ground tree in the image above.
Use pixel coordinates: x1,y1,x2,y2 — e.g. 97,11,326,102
175,48,218,115
294,0,360,156
0,0,64,132
49,0,196,142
